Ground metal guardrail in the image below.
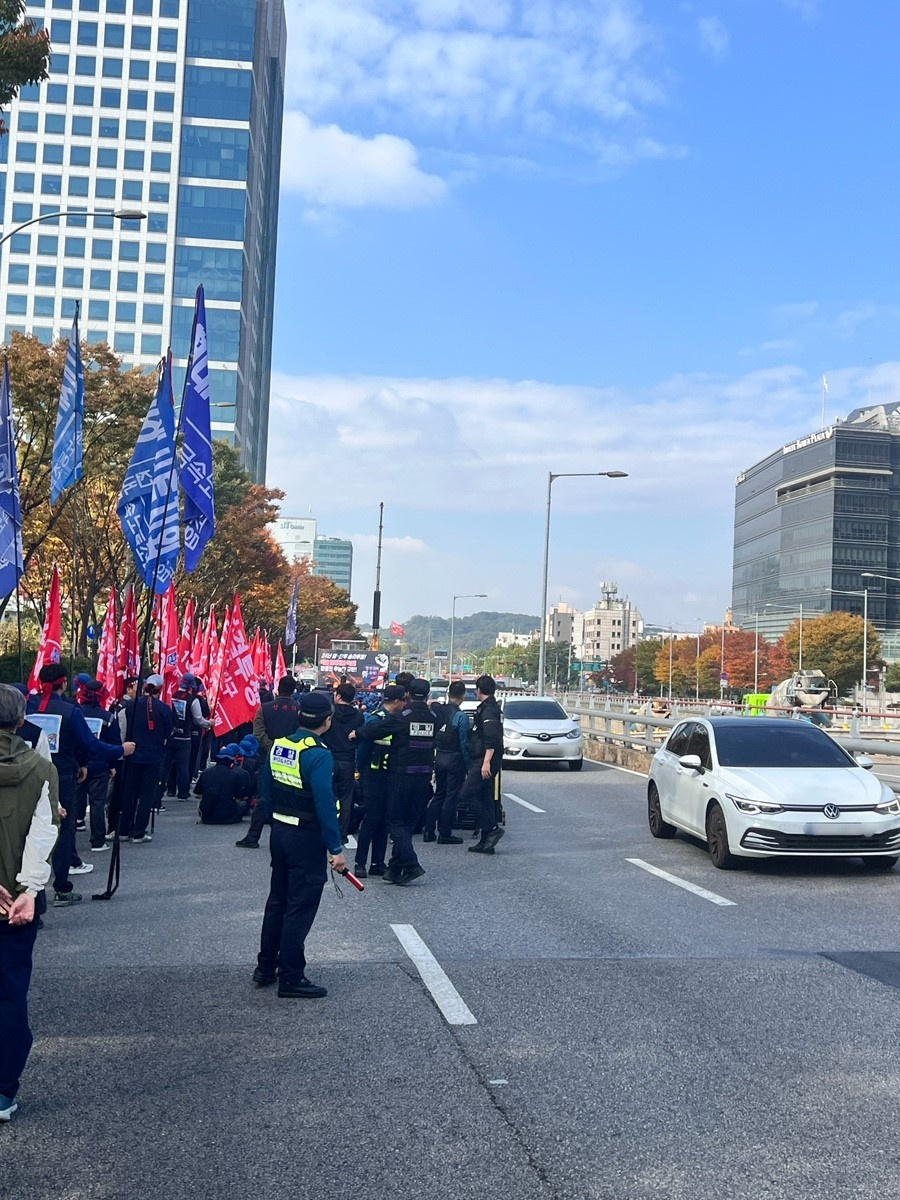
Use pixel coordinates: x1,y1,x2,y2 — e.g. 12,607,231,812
564,704,900,761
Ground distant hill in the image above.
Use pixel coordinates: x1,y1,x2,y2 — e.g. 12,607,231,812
400,612,540,655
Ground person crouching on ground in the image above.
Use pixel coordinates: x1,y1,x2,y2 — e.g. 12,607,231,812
195,746,252,825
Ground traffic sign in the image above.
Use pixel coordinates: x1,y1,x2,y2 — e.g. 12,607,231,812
720,672,728,684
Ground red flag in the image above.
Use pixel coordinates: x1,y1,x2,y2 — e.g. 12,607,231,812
214,594,260,736
178,597,196,678
27,565,63,693
249,629,260,677
195,605,215,679
208,605,230,709
275,639,287,684
116,585,140,698
390,621,405,637
96,587,118,702
263,632,274,686
161,583,179,703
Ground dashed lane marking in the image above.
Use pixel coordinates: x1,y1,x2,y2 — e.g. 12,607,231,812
390,923,478,1026
503,792,545,813
626,857,736,907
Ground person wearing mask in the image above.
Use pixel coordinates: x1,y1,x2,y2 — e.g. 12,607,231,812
254,690,345,999
117,675,173,844
459,674,505,855
74,678,122,853
0,683,59,1123
352,685,406,877
352,678,434,886
423,680,470,845
27,665,135,905
196,747,252,824
321,682,364,840
166,675,212,801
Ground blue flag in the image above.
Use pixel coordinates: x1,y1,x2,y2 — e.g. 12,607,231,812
117,354,180,594
180,286,215,572
0,359,24,600
50,307,85,505
285,578,299,647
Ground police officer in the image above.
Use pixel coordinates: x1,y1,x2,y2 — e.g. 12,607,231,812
459,674,505,854
254,690,344,999
236,677,303,849
321,682,364,839
353,678,434,886
166,675,212,800
423,679,469,845
352,684,406,878
74,677,122,852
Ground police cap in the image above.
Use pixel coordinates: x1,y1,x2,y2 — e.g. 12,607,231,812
298,691,333,721
382,685,406,703
408,678,430,699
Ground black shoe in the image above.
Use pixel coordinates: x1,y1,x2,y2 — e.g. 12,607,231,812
395,864,425,886
422,830,436,843
437,834,463,845
368,864,385,877
252,967,277,988
353,864,367,879
278,976,327,999
468,842,495,854
382,869,402,884
75,820,86,831
235,837,259,849
471,829,481,839
484,826,505,850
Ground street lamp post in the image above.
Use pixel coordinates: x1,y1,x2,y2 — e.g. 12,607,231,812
754,611,760,694
449,593,486,680
695,619,703,702
829,586,871,710
0,206,147,251
537,469,628,695
668,631,675,703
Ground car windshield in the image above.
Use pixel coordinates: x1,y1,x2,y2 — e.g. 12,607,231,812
504,700,568,721
713,723,855,768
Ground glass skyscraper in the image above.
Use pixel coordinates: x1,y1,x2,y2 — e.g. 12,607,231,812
313,536,353,595
732,405,900,641
0,0,285,481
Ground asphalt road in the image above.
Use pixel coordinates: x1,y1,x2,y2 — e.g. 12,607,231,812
5,761,900,1200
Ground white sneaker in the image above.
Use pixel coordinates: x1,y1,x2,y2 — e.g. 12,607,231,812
90,843,109,852
0,1095,18,1121
130,835,153,844
70,862,94,875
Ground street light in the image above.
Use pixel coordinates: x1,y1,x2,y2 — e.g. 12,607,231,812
449,593,486,680
0,207,147,250
695,619,704,701
829,587,870,711
537,469,628,695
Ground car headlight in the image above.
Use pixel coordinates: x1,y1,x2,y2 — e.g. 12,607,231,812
565,729,582,740
505,730,523,741
875,796,900,815
725,792,783,815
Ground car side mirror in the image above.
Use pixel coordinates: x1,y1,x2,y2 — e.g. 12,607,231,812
856,755,875,771
678,754,704,773
573,713,581,721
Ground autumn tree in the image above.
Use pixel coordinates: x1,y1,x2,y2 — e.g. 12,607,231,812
0,0,50,135
784,612,880,696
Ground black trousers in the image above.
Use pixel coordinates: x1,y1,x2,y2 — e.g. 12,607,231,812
387,776,429,871
258,821,327,986
355,777,388,868
458,763,501,835
0,916,39,1101
426,752,467,837
121,761,164,839
51,774,76,894
165,738,192,799
79,773,111,848
332,756,357,837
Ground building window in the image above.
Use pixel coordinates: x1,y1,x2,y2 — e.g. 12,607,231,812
114,332,134,353
8,265,29,284
13,172,34,192
77,21,97,44
183,65,251,121
124,150,144,171
118,271,138,291
68,176,89,196
186,0,254,60
130,59,149,80
6,296,27,315
64,237,85,257
158,27,177,51
149,182,169,203
115,301,136,322
141,333,162,355
50,53,69,73
100,87,120,107
134,0,152,13
176,184,245,241
161,0,179,14
145,273,164,293
97,147,117,168
88,299,109,321
71,115,91,136
50,18,70,40
174,244,243,302
89,269,110,289
36,266,56,286
16,143,36,162
47,84,67,104
125,120,146,139
63,267,83,288
34,296,55,317
75,54,95,74
179,125,248,181
98,116,119,137
120,242,140,262
150,151,171,173
73,86,94,104
154,92,174,112
143,303,163,324
18,113,39,133
103,57,122,77
122,180,142,200
148,212,167,233
127,89,148,110
152,121,172,142
69,145,90,166
104,24,124,47
93,239,112,259
131,26,151,50
95,177,115,198
156,61,176,83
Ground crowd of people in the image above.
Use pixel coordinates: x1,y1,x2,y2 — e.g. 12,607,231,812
0,664,507,1121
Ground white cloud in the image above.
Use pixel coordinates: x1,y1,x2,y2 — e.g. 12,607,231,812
349,534,434,555
835,305,878,335
778,0,820,18
280,112,447,209
698,16,729,58
773,301,819,321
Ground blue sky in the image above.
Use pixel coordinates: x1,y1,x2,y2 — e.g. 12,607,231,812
266,0,900,633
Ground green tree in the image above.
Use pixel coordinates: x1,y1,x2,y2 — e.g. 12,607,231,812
786,612,880,697
634,638,664,692
0,0,50,135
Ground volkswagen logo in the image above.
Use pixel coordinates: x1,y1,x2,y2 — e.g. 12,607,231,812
538,733,551,741
823,804,841,820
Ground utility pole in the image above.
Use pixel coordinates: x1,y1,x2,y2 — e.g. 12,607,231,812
371,501,383,651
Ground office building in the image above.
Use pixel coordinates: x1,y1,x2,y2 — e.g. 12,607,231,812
581,583,643,663
732,406,900,641
545,602,585,655
0,0,286,481
272,516,316,564
313,536,352,595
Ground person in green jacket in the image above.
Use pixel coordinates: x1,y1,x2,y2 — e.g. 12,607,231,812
0,682,60,1122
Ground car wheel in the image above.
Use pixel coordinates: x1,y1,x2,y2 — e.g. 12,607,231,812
705,802,736,869
648,782,676,839
861,856,899,871
568,758,583,772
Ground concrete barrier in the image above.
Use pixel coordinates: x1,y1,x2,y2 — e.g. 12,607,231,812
583,737,653,774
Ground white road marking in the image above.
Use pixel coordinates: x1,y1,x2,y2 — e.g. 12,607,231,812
626,858,736,907
503,792,545,813
345,835,357,850
390,924,478,1026
598,762,648,779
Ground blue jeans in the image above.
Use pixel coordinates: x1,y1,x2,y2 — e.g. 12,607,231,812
0,916,39,1100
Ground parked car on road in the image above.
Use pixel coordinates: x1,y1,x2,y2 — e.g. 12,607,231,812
648,717,900,869
501,697,584,770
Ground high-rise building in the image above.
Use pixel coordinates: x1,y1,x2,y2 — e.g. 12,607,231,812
545,602,584,655
271,517,316,564
0,0,285,481
312,536,352,595
581,583,643,663
732,407,900,642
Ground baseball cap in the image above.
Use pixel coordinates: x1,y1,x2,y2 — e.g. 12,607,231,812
216,746,236,761
224,742,243,757
383,685,406,703
408,678,430,698
145,674,164,689
239,735,259,756
298,691,333,720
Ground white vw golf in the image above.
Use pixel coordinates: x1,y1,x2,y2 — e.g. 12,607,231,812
647,717,900,870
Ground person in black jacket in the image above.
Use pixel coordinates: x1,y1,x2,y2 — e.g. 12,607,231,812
117,675,174,844
237,680,302,849
458,674,505,854
196,747,252,824
74,678,122,852
352,677,435,886
321,683,364,839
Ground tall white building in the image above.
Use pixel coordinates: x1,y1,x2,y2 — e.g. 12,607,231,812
0,0,286,481
581,583,643,663
272,517,316,563
545,602,585,655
